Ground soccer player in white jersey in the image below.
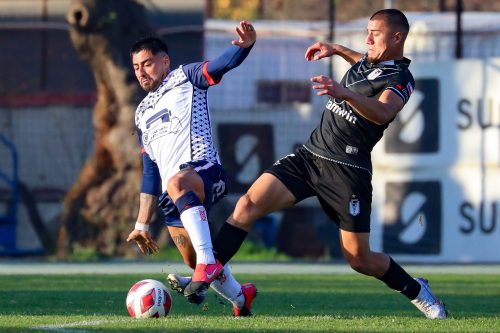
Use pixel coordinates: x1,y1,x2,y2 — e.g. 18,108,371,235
126,21,257,316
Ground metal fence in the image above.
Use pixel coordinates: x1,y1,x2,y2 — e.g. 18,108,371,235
1,4,500,257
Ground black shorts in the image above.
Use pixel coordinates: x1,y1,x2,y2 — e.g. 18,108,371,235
265,146,372,232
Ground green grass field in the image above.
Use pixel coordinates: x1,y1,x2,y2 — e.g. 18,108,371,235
0,273,499,332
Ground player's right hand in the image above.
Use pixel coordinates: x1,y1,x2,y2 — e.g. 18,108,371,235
305,42,335,61
126,229,160,255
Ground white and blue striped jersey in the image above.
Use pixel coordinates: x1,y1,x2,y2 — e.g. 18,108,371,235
135,44,253,194
135,62,219,192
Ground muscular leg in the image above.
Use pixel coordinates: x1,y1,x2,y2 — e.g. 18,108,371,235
167,169,215,265
168,226,196,269
339,230,389,277
340,229,420,299
214,173,296,264
184,172,297,304
231,173,296,229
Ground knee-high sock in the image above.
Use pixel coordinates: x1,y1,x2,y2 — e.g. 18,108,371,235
378,257,421,300
210,263,245,309
213,222,248,265
176,191,215,265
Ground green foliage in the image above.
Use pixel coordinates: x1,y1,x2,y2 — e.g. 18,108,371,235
0,273,499,332
67,243,109,262
150,240,291,262
232,240,291,261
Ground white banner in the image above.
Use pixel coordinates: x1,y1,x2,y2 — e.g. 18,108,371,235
371,168,500,263
369,58,500,262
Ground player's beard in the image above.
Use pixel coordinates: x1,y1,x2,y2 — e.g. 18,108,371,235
140,76,161,92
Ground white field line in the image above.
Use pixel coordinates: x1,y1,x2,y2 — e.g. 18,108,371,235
2,262,500,275
31,319,127,332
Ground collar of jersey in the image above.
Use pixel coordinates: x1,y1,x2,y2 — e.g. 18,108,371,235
362,55,411,68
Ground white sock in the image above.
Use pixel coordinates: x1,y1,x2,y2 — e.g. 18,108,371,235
180,206,215,265
210,264,245,309
175,275,191,288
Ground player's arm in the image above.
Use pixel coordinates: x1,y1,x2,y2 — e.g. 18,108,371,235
311,75,409,125
344,89,404,125
137,151,160,225
126,151,161,254
184,21,256,87
305,42,363,65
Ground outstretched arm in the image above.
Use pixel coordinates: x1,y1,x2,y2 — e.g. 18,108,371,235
183,21,256,87
305,42,363,65
204,20,257,83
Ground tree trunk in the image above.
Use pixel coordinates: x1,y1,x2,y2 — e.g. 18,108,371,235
57,0,155,258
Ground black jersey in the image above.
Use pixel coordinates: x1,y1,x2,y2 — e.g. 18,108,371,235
304,55,415,173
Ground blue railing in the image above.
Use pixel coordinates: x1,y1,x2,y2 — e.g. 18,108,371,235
0,133,18,251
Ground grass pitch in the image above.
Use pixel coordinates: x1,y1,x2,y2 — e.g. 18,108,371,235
0,272,498,332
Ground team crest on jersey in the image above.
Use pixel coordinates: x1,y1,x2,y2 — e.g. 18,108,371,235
349,195,360,216
367,68,383,80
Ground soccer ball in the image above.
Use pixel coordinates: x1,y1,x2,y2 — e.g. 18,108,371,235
126,279,172,318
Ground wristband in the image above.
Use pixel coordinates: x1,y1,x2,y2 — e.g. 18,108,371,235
135,222,149,232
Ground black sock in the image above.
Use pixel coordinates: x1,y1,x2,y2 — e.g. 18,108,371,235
213,222,248,265
378,257,421,300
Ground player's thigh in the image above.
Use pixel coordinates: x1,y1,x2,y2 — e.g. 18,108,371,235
231,172,296,228
250,172,295,208
166,169,205,202
167,226,196,269
339,229,371,258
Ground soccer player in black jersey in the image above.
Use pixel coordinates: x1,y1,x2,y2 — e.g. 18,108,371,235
185,9,447,319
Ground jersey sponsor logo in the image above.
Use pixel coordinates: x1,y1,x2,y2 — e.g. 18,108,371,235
141,108,183,145
325,99,357,124
349,195,360,216
367,68,383,80
146,108,171,129
383,181,442,254
385,78,439,153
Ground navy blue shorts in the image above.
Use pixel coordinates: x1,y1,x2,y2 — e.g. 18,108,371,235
157,160,228,228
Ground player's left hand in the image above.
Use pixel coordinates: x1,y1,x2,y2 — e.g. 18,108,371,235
232,20,256,48
126,229,160,255
310,75,349,99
